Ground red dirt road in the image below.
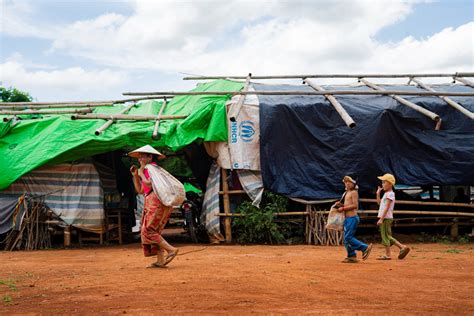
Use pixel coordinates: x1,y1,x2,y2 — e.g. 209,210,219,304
1,243,473,315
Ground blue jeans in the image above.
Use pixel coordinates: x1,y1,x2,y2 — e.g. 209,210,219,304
344,215,368,258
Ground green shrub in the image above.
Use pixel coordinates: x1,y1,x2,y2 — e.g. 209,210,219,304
232,192,289,244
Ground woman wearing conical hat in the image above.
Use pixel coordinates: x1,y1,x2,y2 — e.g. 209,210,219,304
129,145,178,268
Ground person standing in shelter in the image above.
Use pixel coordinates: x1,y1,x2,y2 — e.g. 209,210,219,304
376,173,410,260
335,176,372,263
129,145,179,268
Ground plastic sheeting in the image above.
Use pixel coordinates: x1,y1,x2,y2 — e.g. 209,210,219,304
256,83,474,200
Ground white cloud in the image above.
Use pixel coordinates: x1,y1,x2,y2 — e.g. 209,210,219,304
1,0,472,98
32,0,471,75
0,60,128,100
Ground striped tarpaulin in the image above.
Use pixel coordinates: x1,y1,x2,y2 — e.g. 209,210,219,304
0,163,113,233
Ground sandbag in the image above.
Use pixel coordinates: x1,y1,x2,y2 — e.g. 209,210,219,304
146,164,185,207
326,206,345,231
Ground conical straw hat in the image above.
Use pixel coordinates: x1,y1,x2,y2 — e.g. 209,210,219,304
128,145,165,158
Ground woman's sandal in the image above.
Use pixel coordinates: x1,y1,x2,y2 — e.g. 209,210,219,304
146,262,167,269
376,255,391,260
164,249,179,266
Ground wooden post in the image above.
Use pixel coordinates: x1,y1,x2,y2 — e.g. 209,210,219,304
359,79,442,129
450,222,459,239
411,78,474,120
64,226,71,247
304,79,356,128
221,168,232,242
152,98,168,139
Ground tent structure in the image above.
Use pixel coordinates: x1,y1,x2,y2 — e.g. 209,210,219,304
1,72,473,245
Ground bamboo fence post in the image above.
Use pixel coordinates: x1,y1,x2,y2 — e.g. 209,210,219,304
454,77,474,88
152,98,168,139
411,78,474,120
228,73,251,122
221,168,232,242
304,79,356,128
359,78,442,130
95,102,136,135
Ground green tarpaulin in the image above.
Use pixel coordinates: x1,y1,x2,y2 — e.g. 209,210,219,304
0,80,243,190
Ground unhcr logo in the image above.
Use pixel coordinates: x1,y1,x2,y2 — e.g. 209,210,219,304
231,121,238,143
239,120,255,143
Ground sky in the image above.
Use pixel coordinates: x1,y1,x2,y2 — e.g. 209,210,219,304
1,0,473,101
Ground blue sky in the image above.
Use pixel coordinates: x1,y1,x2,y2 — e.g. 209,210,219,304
1,0,473,101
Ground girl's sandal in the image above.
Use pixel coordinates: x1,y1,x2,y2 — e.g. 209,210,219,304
398,247,411,259
376,255,391,260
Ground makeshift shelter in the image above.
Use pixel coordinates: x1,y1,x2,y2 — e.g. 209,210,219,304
1,72,474,246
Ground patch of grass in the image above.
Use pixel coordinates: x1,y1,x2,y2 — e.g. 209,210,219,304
0,279,17,291
445,248,464,254
3,295,12,304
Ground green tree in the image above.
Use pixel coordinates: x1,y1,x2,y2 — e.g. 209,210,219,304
0,87,33,102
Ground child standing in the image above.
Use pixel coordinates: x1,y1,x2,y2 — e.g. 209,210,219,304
376,173,410,260
336,176,372,263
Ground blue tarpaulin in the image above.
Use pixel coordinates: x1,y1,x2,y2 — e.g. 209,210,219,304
256,83,474,200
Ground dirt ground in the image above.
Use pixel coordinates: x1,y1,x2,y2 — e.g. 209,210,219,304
1,239,473,315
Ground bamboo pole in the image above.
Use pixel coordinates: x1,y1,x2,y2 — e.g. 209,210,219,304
0,96,172,107
221,169,232,242
0,103,114,110
71,114,187,121
411,78,474,120
228,73,251,122
95,103,136,135
454,77,474,88
123,90,474,97
359,198,474,208
218,210,474,217
152,98,168,140
359,79,442,129
183,72,474,80
0,108,93,116
304,79,356,128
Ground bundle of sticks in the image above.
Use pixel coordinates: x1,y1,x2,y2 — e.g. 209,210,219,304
306,205,343,246
5,194,52,251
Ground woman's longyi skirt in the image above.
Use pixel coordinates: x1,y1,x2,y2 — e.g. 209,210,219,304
141,192,173,257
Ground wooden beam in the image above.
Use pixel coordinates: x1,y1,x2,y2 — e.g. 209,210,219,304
411,78,474,120
71,114,187,121
152,98,168,140
359,79,442,129
454,76,474,88
95,103,136,136
182,72,474,80
122,90,474,97
228,73,251,122
304,79,356,128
